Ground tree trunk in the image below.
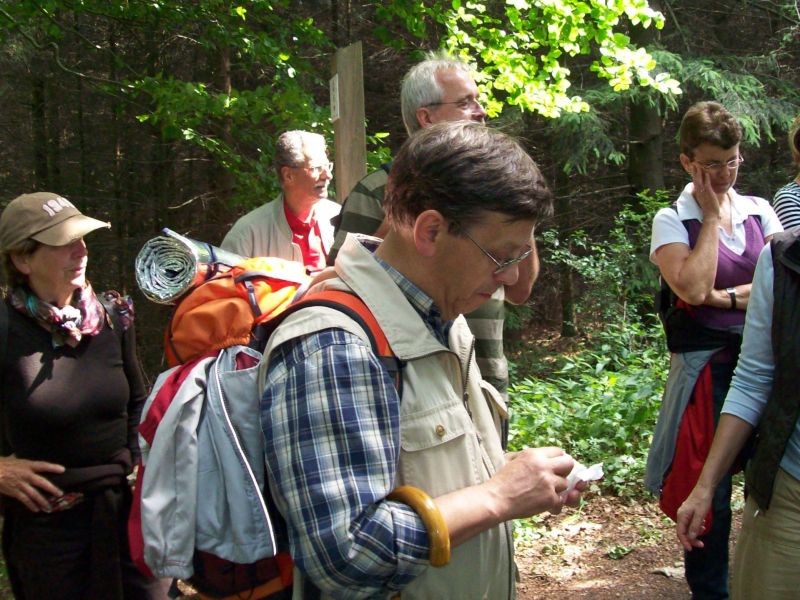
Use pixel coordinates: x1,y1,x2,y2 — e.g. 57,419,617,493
554,169,577,338
46,77,62,191
627,0,664,200
31,74,48,187
209,42,234,214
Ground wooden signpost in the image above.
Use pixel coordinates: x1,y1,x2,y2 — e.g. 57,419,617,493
330,41,367,203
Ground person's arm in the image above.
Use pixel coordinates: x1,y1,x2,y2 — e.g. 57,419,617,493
263,329,427,597
773,182,800,230
262,329,580,597
699,283,752,310
435,446,579,547
676,415,753,550
122,320,148,462
655,175,723,306
677,243,775,550
504,237,539,305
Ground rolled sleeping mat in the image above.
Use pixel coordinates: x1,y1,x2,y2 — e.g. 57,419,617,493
135,228,244,305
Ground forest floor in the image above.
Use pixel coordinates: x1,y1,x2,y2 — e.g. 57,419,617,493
515,489,744,600
0,488,743,600
173,490,744,600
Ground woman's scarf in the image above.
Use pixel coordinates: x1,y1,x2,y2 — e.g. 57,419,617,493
8,284,106,348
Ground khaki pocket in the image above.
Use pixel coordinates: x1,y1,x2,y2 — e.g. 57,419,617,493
399,399,480,495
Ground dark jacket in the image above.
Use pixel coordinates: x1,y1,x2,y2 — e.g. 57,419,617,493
745,229,800,510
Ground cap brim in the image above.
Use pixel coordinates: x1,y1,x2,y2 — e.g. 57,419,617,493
31,215,111,246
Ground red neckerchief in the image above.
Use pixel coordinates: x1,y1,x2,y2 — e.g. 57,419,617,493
284,202,325,271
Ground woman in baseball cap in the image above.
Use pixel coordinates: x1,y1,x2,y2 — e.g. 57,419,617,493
0,192,167,599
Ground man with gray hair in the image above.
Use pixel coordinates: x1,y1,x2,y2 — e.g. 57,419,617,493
221,130,340,272
329,51,538,433
261,122,582,599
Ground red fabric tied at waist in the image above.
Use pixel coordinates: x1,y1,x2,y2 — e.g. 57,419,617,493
659,362,714,536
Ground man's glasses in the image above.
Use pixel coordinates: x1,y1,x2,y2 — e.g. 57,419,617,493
697,156,743,174
462,231,532,275
424,97,483,111
294,161,333,177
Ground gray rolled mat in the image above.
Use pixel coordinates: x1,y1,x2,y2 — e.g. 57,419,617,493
135,228,243,305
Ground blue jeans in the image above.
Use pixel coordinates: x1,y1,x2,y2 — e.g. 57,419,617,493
684,361,734,600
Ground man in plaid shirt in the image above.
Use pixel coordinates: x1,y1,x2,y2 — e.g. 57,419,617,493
328,52,539,449
261,122,582,599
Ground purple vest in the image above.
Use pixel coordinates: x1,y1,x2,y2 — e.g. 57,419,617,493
683,210,765,329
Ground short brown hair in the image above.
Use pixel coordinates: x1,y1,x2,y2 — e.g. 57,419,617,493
385,122,552,232
1,239,39,288
679,101,742,157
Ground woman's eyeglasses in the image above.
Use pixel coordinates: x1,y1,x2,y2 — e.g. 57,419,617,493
697,156,744,174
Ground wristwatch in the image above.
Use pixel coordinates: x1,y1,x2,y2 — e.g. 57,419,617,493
726,287,737,310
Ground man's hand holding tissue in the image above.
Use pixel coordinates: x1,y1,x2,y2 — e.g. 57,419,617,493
434,448,599,548
487,448,584,519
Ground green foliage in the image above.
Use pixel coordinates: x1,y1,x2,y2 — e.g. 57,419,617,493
379,0,681,118
607,543,634,559
366,131,393,172
510,194,669,496
543,192,667,325
649,50,800,145
0,0,332,205
546,102,626,175
509,318,666,496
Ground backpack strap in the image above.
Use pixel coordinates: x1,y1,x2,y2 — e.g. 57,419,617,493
0,299,7,377
255,290,404,397
99,292,125,347
0,300,7,455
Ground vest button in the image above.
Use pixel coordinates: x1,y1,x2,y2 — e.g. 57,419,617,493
435,424,446,438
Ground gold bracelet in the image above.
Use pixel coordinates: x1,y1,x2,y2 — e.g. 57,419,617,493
388,485,451,567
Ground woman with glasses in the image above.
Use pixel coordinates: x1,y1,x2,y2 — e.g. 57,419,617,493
645,101,782,599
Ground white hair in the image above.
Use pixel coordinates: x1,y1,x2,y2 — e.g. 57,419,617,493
275,130,327,180
400,50,475,135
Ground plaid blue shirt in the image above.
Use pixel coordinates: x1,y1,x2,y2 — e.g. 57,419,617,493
261,250,448,598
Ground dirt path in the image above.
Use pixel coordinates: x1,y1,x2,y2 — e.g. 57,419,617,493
516,491,743,600
171,490,744,600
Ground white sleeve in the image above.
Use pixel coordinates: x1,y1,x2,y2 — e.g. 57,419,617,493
753,197,784,237
649,208,689,263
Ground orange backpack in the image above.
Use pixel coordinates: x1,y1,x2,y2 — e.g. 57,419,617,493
163,256,310,367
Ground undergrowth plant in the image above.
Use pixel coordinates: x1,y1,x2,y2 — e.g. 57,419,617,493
509,319,666,497
509,193,670,497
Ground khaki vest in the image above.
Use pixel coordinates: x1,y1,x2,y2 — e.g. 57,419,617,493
262,234,516,600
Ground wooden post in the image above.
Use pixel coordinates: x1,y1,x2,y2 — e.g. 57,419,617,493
331,41,367,203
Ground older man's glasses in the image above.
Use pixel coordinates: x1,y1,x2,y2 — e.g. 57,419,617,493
291,161,333,177
463,231,532,275
697,156,744,174
424,97,483,111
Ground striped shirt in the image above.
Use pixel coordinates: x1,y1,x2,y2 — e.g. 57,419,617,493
773,180,800,230
261,247,445,598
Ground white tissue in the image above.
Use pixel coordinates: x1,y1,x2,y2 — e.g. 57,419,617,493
561,456,604,499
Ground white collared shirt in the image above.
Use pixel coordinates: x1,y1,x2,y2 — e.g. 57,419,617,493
649,183,782,263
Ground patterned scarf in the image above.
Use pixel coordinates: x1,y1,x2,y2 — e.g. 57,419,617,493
9,283,106,348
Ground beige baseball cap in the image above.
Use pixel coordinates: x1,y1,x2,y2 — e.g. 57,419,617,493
0,192,110,251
